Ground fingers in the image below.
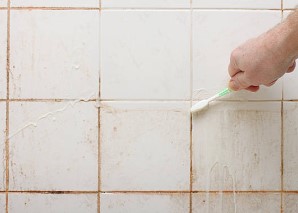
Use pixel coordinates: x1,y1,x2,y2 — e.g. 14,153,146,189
228,72,252,91
245,86,260,92
228,50,241,77
264,79,277,87
287,61,296,73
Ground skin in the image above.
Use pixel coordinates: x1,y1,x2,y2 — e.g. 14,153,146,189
228,9,298,92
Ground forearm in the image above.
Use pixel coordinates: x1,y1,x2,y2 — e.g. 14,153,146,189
284,9,298,59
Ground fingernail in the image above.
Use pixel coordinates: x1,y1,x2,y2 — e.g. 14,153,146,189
229,80,239,91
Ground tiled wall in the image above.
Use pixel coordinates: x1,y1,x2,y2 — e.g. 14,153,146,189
0,0,297,212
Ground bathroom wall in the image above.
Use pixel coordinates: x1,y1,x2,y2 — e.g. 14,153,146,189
0,0,297,212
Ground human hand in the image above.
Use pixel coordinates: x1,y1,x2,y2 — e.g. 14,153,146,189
228,12,298,92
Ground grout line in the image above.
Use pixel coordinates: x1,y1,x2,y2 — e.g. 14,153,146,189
8,99,97,102
10,7,100,10
98,5,101,213
5,0,10,211
101,8,282,11
189,0,193,212
8,191,98,194
101,190,285,194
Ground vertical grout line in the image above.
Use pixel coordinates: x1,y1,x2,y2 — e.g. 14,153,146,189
5,0,11,212
281,8,284,212
97,2,101,213
189,0,193,212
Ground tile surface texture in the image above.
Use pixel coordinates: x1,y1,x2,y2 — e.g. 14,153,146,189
100,193,189,213
193,10,282,101
102,0,190,8
192,102,281,191
10,10,99,99
9,102,98,191
9,194,97,213
192,193,280,213
101,11,191,100
0,103,5,190
0,11,6,99
100,102,190,191
11,0,99,7
284,102,298,190
192,0,280,9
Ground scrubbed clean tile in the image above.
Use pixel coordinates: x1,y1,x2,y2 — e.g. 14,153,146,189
192,0,280,9
283,0,298,9
192,102,281,191
9,102,98,191
100,193,189,213
283,11,298,100
11,0,99,7
9,193,97,213
0,103,5,190
284,194,298,212
0,11,6,99
101,102,190,191
102,0,190,8
10,10,99,99
192,11,282,101
283,102,298,190
101,11,191,100
192,193,280,213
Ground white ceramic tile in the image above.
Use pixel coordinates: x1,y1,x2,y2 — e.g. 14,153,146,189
192,0,280,9
193,11,282,101
192,102,281,191
10,10,99,99
284,194,298,212
0,103,5,190
0,193,5,212
9,102,98,191
11,0,99,7
193,193,280,213
101,102,190,191
9,193,97,213
101,193,189,213
101,11,191,100
283,102,298,190
283,0,298,9
0,0,6,7
283,11,298,100
0,11,6,99
102,0,190,8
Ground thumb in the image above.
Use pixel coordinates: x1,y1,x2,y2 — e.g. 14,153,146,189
228,72,251,91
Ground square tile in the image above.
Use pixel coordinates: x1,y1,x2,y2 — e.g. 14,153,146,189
101,11,191,100
11,0,99,7
102,0,190,8
284,194,298,212
100,102,190,191
0,103,5,190
9,102,98,191
283,0,298,9
192,0,280,9
283,102,298,190
10,10,99,99
192,193,280,213
192,102,281,191
9,193,97,213
100,193,189,213
0,11,7,99
193,11,282,101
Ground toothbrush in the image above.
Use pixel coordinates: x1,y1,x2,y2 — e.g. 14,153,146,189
191,88,232,113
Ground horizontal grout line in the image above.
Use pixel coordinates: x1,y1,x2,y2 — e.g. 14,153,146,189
0,7,286,11
0,190,296,194
1,99,97,102
10,7,100,10
7,191,98,194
